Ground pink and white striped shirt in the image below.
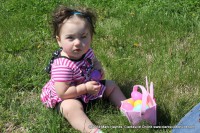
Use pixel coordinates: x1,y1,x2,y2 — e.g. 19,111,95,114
41,49,106,108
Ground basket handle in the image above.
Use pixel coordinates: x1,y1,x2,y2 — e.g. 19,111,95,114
145,76,154,99
150,81,154,98
133,85,148,114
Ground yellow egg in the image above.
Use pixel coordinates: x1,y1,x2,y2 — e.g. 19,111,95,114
127,98,135,106
134,100,142,107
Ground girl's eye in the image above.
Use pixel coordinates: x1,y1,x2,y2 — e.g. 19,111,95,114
81,35,87,39
66,36,74,40
81,36,86,39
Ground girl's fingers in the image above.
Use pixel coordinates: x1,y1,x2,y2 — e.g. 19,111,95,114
94,84,100,89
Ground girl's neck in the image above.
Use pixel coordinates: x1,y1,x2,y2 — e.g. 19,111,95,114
60,50,85,61
60,50,69,58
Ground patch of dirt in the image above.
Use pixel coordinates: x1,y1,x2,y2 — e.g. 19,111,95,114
4,122,28,133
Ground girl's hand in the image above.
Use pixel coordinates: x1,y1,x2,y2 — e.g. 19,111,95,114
85,81,101,95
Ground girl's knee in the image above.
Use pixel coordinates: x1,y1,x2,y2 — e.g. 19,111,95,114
106,80,117,88
107,80,120,90
60,99,84,115
104,80,119,97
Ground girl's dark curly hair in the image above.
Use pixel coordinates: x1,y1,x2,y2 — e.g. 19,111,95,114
51,5,97,39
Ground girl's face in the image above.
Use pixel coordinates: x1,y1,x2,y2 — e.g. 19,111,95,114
56,16,92,60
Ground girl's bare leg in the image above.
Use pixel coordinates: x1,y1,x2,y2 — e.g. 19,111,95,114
104,80,126,107
59,99,98,133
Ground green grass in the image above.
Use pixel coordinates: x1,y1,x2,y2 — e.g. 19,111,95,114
0,0,200,132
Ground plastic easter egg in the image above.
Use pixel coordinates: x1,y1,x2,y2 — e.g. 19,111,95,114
131,91,142,101
134,100,142,107
133,104,149,112
126,98,135,106
91,70,101,81
133,104,142,112
121,102,134,111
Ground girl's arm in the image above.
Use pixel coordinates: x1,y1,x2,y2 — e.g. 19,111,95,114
55,82,86,100
54,81,101,100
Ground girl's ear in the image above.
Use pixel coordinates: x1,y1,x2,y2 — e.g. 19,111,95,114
56,36,62,47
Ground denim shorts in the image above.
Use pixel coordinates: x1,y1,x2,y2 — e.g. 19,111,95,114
172,103,200,133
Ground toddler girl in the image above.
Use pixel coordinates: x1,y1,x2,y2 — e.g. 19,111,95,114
41,5,126,133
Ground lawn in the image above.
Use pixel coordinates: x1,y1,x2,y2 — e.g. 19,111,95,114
0,0,200,133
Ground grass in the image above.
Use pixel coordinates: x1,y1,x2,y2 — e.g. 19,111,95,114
0,0,200,132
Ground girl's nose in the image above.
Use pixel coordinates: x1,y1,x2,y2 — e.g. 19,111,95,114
74,38,81,46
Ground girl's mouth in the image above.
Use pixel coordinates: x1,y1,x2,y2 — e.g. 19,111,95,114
73,49,81,52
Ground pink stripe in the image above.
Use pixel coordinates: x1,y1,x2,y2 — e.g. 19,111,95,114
69,62,74,68
52,65,70,68
74,77,83,81
63,59,69,65
58,59,61,64
59,59,62,64
73,71,81,76
74,70,80,74
61,58,65,64
51,89,57,94
52,73,72,76
77,62,84,67
53,78,72,81
53,75,72,78
73,75,82,80
98,86,105,95
87,52,93,59
66,61,71,67
52,72,73,76
52,66,71,69
52,71,72,75
52,68,72,72
85,49,92,56
54,59,57,64
86,49,94,58
54,79,72,82
88,95,95,99
51,92,57,97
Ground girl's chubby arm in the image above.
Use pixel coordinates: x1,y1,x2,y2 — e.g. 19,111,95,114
92,57,105,79
54,81,101,100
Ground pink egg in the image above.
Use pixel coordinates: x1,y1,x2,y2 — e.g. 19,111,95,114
121,102,134,111
131,91,142,101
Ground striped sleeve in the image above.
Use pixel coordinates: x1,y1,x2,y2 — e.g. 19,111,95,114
85,48,95,59
51,64,73,82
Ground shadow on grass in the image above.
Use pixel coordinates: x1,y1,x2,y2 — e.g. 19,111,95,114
157,105,171,126
118,80,136,98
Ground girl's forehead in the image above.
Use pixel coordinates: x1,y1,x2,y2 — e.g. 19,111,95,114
63,16,86,25
61,17,89,34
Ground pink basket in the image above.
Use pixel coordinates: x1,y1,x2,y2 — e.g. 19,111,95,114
120,76,157,126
